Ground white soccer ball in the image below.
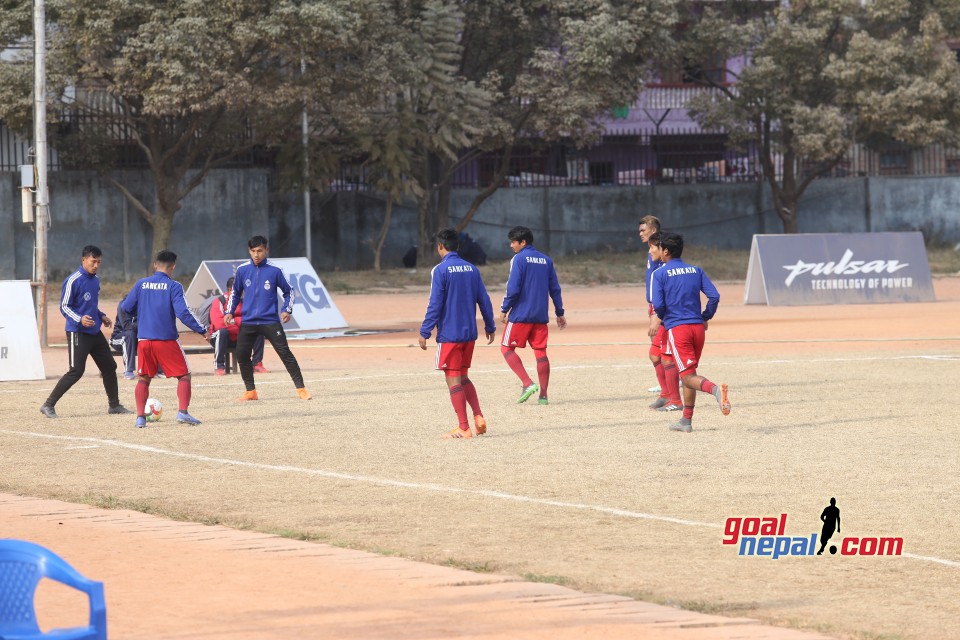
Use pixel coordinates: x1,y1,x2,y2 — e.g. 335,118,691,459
145,398,163,422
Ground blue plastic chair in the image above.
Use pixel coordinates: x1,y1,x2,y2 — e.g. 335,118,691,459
0,539,106,640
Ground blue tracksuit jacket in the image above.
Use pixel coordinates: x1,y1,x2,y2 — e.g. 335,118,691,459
651,258,720,330
645,250,664,305
226,259,293,324
59,267,106,334
121,271,206,339
420,252,496,343
500,245,564,324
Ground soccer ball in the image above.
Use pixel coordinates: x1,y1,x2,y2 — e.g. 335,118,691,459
144,398,163,422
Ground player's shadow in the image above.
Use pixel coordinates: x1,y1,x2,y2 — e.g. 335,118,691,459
748,414,906,433
488,418,709,438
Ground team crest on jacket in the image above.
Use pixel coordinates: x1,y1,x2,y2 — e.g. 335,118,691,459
264,281,271,290
245,279,252,287
83,292,91,301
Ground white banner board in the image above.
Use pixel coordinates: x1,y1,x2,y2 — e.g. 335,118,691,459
744,232,935,306
0,281,46,381
182,258,348,331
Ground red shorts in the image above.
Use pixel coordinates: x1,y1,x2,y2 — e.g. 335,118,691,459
666,324,706,377
137,340,190,378
649,325,667,357
501,322,548,349
436,341,475,375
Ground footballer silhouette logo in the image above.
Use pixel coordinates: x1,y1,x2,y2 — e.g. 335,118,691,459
817,497,841,555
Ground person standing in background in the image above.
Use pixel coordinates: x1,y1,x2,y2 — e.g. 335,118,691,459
419,228,497,438
225,235,312,401
499,226,566,405
40,245,132,419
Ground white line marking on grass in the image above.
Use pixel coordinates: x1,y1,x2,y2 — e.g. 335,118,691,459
902,553,960,568
2,429,958,569
2,430,716,530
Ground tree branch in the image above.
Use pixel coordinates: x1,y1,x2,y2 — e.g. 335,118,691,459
102,173,154,224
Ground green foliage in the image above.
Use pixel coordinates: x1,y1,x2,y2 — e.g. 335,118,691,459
0,0,374,257
680,0,960,233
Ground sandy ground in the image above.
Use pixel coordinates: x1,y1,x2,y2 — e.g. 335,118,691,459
2,277,959,639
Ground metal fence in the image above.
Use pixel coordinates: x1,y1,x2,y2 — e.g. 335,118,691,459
330,128,960,192
0,113,271,172
5,120,960,188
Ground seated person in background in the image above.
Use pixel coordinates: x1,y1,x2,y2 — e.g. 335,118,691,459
110,305,138,380
209,276,267,376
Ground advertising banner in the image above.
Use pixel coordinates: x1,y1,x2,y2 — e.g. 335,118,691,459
0,281,46,381
744,232,935,306
183,258,347,331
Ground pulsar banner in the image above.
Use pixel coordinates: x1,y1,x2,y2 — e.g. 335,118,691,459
744,232,935,306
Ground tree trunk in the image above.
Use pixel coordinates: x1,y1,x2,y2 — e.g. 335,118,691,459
150,210,176,268
151,176,183,262
417,153,439,267
779,202,799,233
455,144,514,233
373,198,394,273
758,121,802,234
435,157,453,231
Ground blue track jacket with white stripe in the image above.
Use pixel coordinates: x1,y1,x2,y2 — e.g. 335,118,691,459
121,271,206,339
226,260,293,325
420,251,496,343
645,250,664,305
500,245,564,324
59,267,106,334
651,258,720,330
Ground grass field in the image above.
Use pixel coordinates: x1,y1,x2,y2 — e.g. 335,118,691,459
3,280,959,640
92,245,960,300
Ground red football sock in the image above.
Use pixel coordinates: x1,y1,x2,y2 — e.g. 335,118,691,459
501,346,533,387
683,404,695,420
448,384,469,428
700,379,717,395
135,380,150,416
461,376,482,416
177,375,192,412
663,361,681,405
534,349,549,398
653,360,668,398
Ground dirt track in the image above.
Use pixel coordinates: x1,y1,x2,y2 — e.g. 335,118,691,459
1,278,959,639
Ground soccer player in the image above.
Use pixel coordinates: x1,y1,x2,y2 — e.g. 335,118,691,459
639,215,668,400
649,232,730,432
40,245,132,419
419,228,497,438
120,250,207,427
645,232,682,412
499,226,566,404
224,235,311,401
110,304,138,380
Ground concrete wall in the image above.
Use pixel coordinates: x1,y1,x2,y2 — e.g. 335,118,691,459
2,169,957,280
2,169,270,281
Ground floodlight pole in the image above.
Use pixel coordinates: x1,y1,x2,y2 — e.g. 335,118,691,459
301,58,312,263
303,108,311,263
34,0,49,348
